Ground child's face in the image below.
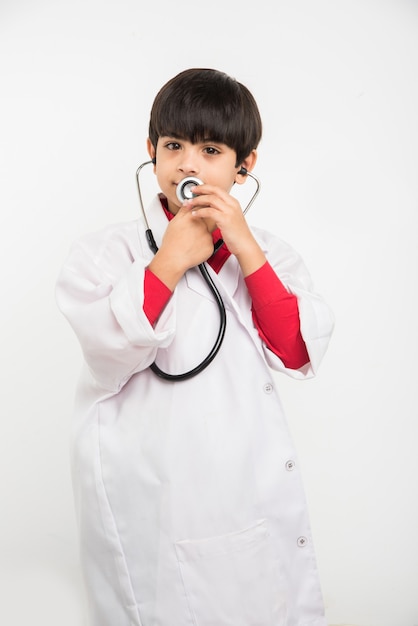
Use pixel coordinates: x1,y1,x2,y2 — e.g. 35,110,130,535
147,136,246,215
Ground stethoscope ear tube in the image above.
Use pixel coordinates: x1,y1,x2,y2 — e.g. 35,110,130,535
241,170,260,215
135,159,260,381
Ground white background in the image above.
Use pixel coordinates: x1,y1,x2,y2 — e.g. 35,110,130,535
1,1,417,625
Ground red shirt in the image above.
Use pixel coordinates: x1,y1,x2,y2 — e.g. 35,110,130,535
143,201,309,370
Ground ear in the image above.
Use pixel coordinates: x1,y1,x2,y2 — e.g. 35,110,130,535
146,138,156,167
235,150,258,185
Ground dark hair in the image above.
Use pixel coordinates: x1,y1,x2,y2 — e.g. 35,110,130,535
148,68,262,166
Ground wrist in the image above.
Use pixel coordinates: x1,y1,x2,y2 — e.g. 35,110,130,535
235,241,266,277
148,250,185,291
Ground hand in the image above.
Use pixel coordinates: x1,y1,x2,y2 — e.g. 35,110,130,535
185,184,267,276
148,203,214,290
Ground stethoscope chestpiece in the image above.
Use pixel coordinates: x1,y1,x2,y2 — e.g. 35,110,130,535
176,176,204,203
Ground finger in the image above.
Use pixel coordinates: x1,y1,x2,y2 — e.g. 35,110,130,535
187,184,230,204
185,195,225,212
187,183,218,196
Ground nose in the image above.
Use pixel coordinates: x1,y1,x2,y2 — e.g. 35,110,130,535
178,147,200,176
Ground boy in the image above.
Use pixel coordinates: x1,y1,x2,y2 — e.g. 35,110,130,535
56,68,334,626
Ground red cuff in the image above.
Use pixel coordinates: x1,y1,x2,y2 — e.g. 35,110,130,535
143,268,172,326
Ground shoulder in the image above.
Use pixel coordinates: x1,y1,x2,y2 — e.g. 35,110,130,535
249,224,313,288
76,219,141,246
250,224,301,259
71,220,143,260
72,195,164,259
58,220,150,283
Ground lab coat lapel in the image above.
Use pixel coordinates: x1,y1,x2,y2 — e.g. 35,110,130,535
184,257,241,303
144,195,171,252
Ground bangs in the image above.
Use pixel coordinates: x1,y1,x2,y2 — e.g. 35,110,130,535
148,69,262,164
155,99,242,147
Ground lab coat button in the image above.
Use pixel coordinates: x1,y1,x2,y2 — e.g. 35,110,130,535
263,382,273,394
297,536,308,547
285,460,295,471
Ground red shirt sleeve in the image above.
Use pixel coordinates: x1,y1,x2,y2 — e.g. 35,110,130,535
244,262,309,370
143,268,172,326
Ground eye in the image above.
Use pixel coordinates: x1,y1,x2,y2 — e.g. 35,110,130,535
165,141,181,151
204,146,220,155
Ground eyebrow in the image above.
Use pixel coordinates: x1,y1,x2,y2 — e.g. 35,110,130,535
161,133,184,140
162,134,225,147
202,137,223,144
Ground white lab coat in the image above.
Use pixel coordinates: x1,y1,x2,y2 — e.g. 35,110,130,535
56,195,334,626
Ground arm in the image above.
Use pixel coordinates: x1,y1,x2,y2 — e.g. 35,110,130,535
252,230,335,378
186,185,334,377
245,262,309,370
143,268,172,326
55,231,176,392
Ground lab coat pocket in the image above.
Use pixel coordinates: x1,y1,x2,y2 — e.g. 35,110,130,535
175,519,286,626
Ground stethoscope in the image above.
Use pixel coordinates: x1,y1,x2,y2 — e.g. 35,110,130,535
136,159,260,381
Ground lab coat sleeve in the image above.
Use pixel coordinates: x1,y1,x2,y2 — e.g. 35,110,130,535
253,227,334,380
55,231,176,392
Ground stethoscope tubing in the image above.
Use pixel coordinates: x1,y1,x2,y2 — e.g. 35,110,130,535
135,160,260,381
149,262,227,381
